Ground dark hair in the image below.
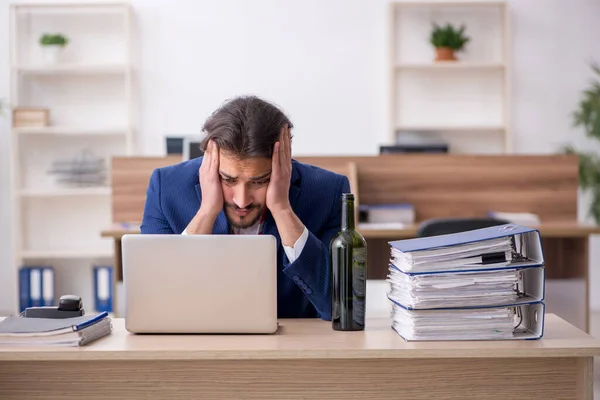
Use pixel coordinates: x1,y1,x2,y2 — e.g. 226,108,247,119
200,95,293,159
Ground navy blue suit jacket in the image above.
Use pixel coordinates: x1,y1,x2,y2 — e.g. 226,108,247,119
140,157,351,320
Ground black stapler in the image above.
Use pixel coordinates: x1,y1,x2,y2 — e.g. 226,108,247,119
22,294,85,318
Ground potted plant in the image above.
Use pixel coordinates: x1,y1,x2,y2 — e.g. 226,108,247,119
563,62,600,223
39,33,68,64
429,23,470,61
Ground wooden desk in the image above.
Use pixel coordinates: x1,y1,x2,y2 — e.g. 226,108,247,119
0,314,598,399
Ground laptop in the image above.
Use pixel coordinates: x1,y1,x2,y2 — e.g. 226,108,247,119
121,234,278,334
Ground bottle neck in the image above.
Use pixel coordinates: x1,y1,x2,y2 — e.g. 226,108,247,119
341,199,355,231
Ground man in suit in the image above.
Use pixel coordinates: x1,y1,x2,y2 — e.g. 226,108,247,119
140,95,351,320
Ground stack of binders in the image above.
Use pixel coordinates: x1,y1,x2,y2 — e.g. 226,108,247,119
386,224,545,341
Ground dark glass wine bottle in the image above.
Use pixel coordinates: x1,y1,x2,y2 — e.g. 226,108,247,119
330,193,367,331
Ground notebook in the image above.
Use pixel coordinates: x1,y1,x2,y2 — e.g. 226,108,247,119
0,312,112,346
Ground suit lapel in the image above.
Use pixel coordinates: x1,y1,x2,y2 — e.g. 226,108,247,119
262,212,279,240
288,160,301,213
195,183,229,234
212,211,229,234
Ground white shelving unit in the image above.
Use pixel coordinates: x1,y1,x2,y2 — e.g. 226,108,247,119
388,0,511,153
8,2,133,313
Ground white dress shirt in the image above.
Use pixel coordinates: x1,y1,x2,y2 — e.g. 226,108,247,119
182,222,309,263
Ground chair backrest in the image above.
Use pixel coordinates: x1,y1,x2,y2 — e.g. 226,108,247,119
416,217,510,237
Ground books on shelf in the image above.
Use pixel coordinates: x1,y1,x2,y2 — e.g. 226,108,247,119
358,203,415,230
386,224,545,341
488,211,541,226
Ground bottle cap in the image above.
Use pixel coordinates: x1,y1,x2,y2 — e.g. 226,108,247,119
342,193,354,201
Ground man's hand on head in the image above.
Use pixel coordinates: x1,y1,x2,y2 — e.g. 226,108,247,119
266,124,293,215
199,139,224,219
185,140,224,234
267,124,305,248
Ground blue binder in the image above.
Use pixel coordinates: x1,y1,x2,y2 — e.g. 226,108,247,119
389,224,539,251
93,266,113,313
387,264,546,310
389,301,546,341
388,224,544,274
19,266,55,311
41,266,55,307
19,267,42,311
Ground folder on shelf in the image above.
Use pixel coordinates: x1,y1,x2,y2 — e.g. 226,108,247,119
390,301,545,341
388,224,544,274
41,266,55,307
93,266,113,313
0,312,112,347
19,267,41,311
19,266,55,311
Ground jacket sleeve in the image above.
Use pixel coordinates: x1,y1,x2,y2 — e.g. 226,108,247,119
281,175,351,320
140,168,175,234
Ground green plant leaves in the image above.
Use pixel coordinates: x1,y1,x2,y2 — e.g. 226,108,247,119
40,33,68,47
565,65,600,223
573,62,600,141
564,146,600,190
429,23,470,51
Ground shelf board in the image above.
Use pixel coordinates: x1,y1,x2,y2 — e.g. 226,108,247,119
20,249,113,259
13,2,129,9
397,125,505,132
392,1,506,7
14,64,129,75
14,126,129,137
396,62,505,70
19,187,111,197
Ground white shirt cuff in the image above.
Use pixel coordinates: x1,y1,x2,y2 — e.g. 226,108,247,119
283,226,309,263
181,228,187,235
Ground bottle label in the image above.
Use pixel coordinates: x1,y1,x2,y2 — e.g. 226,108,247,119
352,247,366,325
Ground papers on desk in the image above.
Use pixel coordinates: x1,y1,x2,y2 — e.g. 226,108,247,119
0,312,112,346
386,224,546,341
391,306,515,341
388,267,519,309
390,237,512,273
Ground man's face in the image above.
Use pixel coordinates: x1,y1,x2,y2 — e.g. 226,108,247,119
218,150,271,229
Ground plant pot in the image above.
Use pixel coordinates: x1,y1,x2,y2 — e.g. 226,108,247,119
42,45,64,65
435,47,456,61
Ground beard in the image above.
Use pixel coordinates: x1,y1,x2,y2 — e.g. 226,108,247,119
224,202,265,229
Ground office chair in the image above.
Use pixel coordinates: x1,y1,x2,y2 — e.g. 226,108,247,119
416,217,510,237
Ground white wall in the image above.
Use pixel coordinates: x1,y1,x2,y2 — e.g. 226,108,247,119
1,0,600,314
0,0,12,315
